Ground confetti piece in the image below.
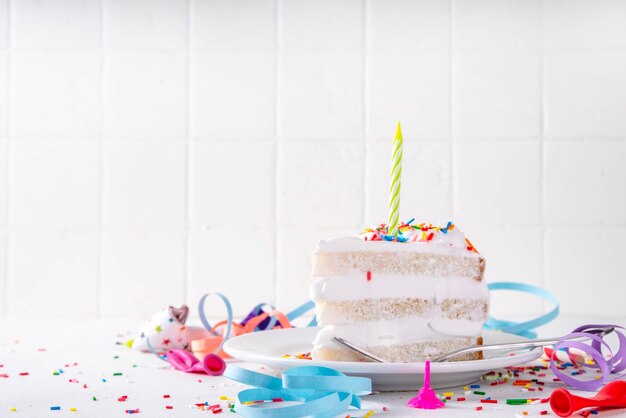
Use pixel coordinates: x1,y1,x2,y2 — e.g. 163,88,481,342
10,407,17,412
163,394,171,398
70,408,77,412
113,372,123,376
473,391,486,395
470,384,481,388
92,397,97,401
19,372,29,376
165,406,173,409
475,406,483,411
50,406,61,410
480,399,497,404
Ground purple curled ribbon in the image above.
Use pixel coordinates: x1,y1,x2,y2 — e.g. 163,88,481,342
550,324,626,391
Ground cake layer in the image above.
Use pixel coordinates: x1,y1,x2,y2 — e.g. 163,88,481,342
314,317,484,346
313,338,483,363
310,273,489,303
315,297,488,325
313,250,485,280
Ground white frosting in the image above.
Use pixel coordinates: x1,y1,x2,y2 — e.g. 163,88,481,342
312,317,484,350
315,234,478,258
310,273,489,303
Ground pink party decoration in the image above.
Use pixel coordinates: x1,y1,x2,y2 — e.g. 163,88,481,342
166,349,226,376
550,380,626,417
407,359,445,409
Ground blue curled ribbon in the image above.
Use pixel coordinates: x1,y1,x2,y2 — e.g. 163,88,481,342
484,282,560,339
198,292,233,354
224,365,371,418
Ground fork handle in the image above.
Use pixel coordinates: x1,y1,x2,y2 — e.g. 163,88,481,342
433,335,584,362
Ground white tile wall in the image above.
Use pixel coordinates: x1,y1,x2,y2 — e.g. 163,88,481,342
454,141,542,228
0,0,625,321
545,51,626,138
8,232,98,318
545,140,626,225
191,52,275,139
367,51,450,140
11,52,101,139
103,141,186,229
0,230,5,317
13,0,101,50
280,52,363,139
454,0,542,50
101,231,186,316
10,142,100,230
0,0,8,50
453,50,542,140
546,228,626,317
0,52,8,138
103,52,187,140
191,141,274,228
104,0,187,51
190,0,275,51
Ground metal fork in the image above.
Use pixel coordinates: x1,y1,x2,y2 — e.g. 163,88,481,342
433,326,615,362
334,326,615,364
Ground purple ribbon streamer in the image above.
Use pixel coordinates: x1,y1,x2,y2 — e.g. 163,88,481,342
550,324,626,391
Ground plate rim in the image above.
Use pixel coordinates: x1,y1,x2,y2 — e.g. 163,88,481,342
223,327,543,374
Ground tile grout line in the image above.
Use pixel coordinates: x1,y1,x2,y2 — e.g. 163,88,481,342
362,0,368,226
96,0,106,318
539,3,548,313
3,0,13,318
182,0,191,307
449,0,455,220
273,0,281,306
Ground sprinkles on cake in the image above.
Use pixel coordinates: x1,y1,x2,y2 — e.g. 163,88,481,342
359,220,479,253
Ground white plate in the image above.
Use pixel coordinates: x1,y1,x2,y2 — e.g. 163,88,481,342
223,327,542,391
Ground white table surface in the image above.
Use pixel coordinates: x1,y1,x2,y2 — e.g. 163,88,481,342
1,316,625,417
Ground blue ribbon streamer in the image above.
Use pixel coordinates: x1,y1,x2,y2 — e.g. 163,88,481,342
198,292,233,354
484,282,560,339
224,365,371,418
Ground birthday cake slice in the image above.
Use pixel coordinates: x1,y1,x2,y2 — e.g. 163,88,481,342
310,221,488,362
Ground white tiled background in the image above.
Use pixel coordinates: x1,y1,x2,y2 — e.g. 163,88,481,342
1,0,625,320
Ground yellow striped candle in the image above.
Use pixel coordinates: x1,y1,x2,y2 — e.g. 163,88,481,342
387,122,403,237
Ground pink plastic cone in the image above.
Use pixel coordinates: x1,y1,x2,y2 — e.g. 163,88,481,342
407,359,445,409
